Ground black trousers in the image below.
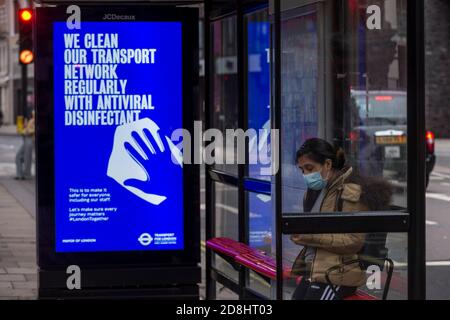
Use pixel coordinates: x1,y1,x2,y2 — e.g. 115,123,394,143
292,278,357,300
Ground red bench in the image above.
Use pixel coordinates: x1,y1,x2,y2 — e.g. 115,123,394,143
235,251,292,280
205,237,255,258
206,237,378,301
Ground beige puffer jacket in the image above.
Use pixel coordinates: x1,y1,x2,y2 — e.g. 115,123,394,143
290,166,391,287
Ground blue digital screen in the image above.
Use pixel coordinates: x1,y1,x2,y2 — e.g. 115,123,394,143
53,22,184,252
247,21,272,249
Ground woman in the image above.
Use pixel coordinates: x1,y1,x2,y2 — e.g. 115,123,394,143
291,138,392,300
15,110,35,180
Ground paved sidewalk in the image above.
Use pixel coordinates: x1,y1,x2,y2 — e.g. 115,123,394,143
0,178,37,300
436,139,450,152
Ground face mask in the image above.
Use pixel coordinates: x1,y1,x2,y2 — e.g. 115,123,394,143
303,171,327,191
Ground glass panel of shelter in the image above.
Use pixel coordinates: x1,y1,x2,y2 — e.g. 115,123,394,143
282,232,408,300
207,5,277,300
245,7,277,299
211,16,239,175
207,0,410,301
280,0,408,216
277,0,409,301
209,15,241,296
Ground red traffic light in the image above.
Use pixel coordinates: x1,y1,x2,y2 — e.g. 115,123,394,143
19,49,34,64
19,9,33,22
18,8,33,64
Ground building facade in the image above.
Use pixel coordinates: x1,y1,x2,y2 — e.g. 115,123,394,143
0,0,11,125
0,0,34,126
425,0,450,138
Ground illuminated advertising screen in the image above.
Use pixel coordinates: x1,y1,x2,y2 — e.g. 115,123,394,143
247,21,272,249
53,21,184,252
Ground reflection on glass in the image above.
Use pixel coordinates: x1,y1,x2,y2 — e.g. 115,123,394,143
344,0,408,208
247,270,272,299
247,10,271,181
281,6,319,214
283,233,408,300
246,189,276,298
347,91,407,208
212,17,239,174
214,182,238,240
216,283,239,300
280,0,408,214
212,182,239,281
248,192,272,253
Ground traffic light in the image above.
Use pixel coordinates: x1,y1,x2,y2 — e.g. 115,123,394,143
18,8,33,64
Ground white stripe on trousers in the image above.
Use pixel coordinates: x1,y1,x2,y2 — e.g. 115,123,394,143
321,286,340,300
328,286,340,300
325,286,334,300
320,286,331,300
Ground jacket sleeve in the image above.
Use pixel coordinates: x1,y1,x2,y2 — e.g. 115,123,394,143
290,233,365,255
290,188,367,255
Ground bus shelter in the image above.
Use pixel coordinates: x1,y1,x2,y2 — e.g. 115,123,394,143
34,0,426,300
203,0,426,300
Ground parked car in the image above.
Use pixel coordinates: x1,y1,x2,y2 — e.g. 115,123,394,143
346,90,435,187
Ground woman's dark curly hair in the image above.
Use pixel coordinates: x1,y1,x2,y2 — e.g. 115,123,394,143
296,138,346,170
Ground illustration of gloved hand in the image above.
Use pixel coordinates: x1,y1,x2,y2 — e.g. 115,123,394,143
107,118,183,205
248,119,272,176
